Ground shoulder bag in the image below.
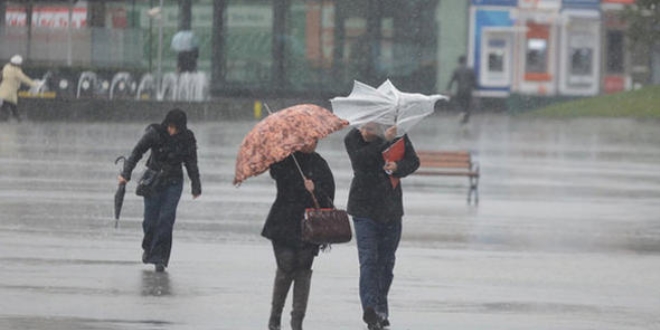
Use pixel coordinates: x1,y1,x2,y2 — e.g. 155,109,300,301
135,168,163,197
301,193,352,245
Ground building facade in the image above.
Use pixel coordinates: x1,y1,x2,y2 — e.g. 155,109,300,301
0,0,470,100
468,0,654,98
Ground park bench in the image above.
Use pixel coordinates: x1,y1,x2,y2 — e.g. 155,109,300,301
414,150,480,205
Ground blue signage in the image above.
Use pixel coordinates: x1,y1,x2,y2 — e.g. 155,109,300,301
472,0,518,6
562,0,600,9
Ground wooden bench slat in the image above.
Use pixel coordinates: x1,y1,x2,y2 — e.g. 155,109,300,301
419,152,471,160
419,156,471,162
415,170,479,177
419,161,472,169
417,151,470,157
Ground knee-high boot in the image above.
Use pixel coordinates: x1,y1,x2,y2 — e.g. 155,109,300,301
290,269,312,330
269,268,294,330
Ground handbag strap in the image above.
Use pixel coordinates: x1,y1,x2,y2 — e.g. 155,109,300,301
305,190,338,210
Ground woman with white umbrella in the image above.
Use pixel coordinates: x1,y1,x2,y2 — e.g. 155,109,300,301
332,80,445,329
0,55,39,122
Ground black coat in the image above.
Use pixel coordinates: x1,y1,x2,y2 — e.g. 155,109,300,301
261,151,335,248
122,123,201,195
447,66,477,96
344,128,419,222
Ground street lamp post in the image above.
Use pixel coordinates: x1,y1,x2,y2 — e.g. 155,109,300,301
157,0,164,85
147,1,164,94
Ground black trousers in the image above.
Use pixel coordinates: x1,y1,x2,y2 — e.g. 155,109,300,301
455,93,472,124
272,241,316,274
0,102,20,122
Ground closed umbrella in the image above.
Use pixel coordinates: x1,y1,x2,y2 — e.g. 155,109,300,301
114,156,126,228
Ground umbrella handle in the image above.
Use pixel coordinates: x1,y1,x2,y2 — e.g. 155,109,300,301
308,191,320,209
290,153,321,209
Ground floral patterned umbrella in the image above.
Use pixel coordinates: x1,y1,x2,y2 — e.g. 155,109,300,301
233,104,349,186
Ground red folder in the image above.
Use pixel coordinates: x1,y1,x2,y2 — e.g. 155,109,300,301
382,137,405,188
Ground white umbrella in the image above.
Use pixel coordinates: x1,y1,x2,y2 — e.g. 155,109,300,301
171,30,199,52
330,79,448,136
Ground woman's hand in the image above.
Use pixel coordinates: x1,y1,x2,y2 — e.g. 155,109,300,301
384,126,397,141
304,178,315,193
383,161,398,174
118,175,128,184
192,193,201,199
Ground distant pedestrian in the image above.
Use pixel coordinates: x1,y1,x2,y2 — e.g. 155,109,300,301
446,55,477,125
0,55,39,122
262,140,336,330
344,122,420,330
118,109,201,272
177,48,199,73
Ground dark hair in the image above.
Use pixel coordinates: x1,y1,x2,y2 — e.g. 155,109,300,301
162,108,187,131
458,55,466,65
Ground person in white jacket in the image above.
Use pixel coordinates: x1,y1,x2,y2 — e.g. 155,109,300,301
0,55,38,122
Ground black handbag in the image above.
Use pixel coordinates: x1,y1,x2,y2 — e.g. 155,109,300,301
135,168,162,197
301,194,352,245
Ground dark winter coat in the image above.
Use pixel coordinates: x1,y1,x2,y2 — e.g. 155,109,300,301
447,66,477,97
261,151,335,248
344,128,419,223
121,123,201,195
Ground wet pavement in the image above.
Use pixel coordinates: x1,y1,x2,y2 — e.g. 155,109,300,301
1,114,659,329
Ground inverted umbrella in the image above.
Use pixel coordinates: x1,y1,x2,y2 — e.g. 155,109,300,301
233,104,349,186
114,156,126,228
330,79,448,136
171,30,199,52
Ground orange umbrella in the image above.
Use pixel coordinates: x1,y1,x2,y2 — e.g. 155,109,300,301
233,104,349,185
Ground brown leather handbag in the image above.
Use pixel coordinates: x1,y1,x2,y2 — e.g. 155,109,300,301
301,193,352,245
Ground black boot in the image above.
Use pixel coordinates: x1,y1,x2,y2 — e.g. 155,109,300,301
290,269,312,330
363,307,383,330
268,268,294,330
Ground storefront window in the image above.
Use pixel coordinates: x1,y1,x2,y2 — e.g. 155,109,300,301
524,22,550,78
487,39,506,73
283,0,337,91
335,1,370,88
570,48,592,76
569,34,593,76
379,0,438,93
271,0,437,93
224,0,272,87
525,38,547,73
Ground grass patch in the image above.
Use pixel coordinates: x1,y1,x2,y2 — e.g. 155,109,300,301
526,85,660,118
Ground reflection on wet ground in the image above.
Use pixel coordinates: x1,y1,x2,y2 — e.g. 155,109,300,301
1,115,659,329
141,270,172,297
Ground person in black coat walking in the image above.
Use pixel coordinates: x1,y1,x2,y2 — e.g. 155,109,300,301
344,122,419,330
446,55,477,125
262,140,335,330
118,109,201,272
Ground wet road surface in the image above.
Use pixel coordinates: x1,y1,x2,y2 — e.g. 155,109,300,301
1,114,659,329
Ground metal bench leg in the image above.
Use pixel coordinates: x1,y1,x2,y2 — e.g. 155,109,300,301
468,176,479,206
467,178,474,205
474,179,479,205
